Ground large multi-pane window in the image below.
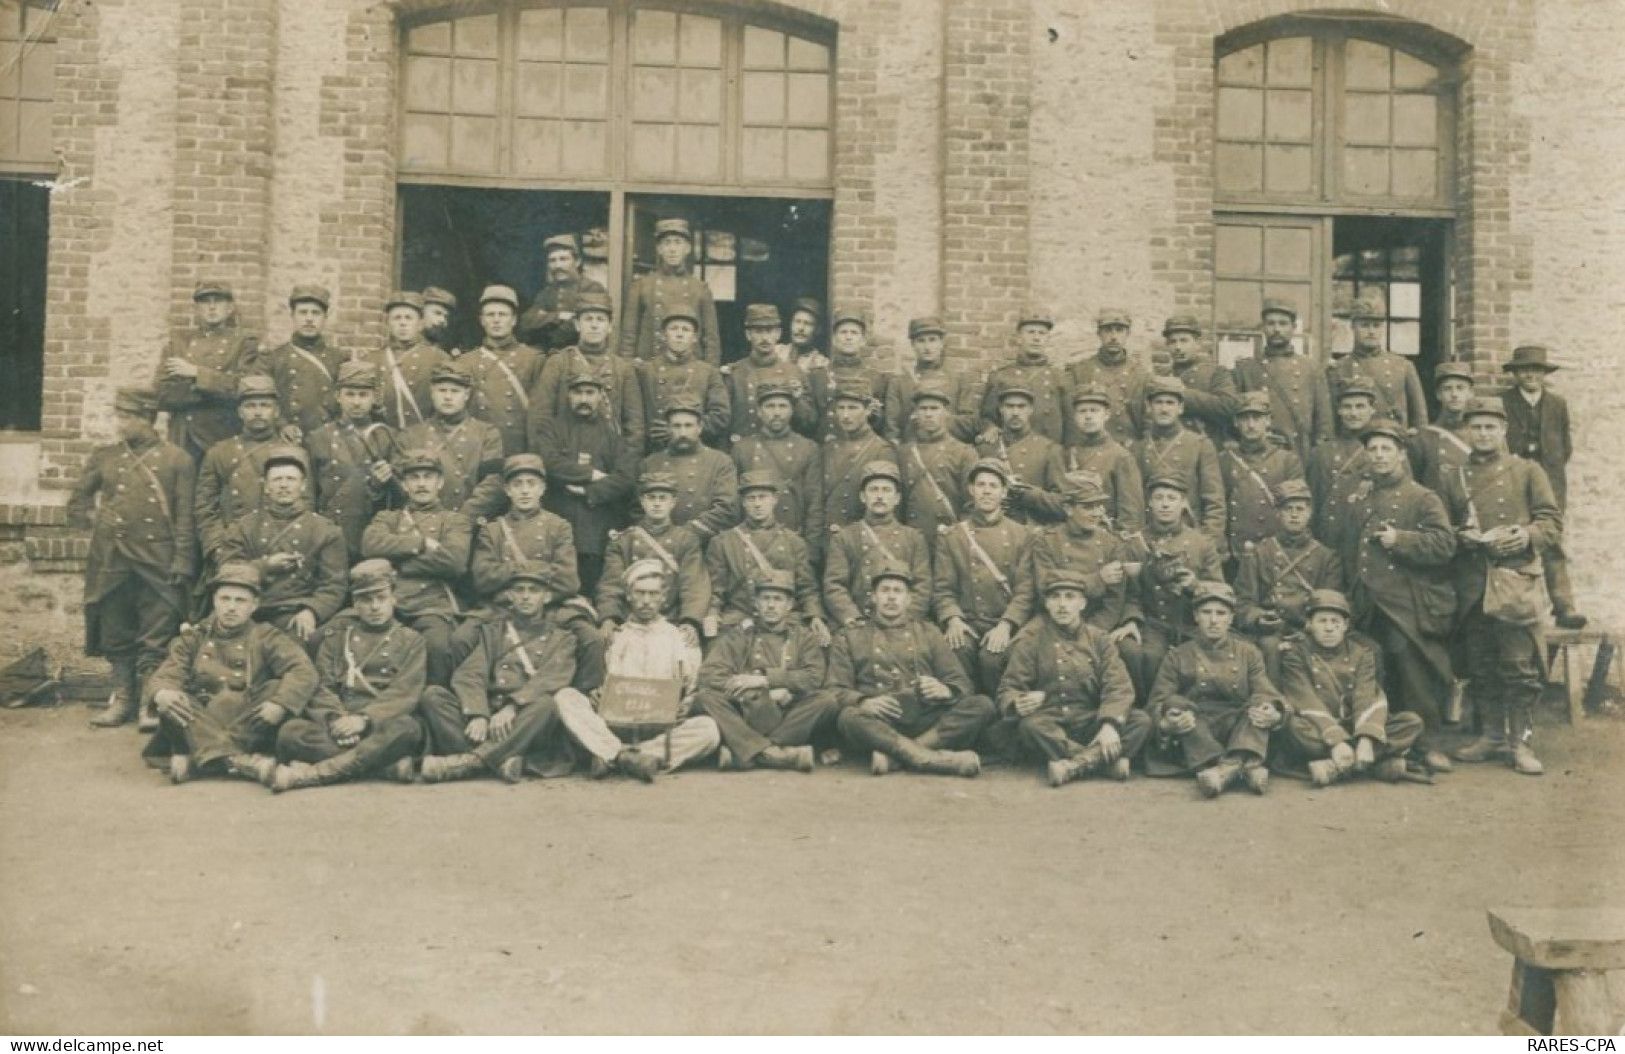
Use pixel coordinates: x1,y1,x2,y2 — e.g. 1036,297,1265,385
0,0,54,432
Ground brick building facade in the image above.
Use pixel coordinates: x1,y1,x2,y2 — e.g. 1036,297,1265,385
1,0,1622,667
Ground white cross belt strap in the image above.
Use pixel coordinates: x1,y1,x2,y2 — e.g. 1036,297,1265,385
959,521,1012,596
482,348,531,410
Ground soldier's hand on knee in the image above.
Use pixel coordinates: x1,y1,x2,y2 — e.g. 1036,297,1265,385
288,610,317,641
809,617,831,649
489,704,517,742
1109,622,1141,645
153,689,196,727
1012,691,1045,717
944,617,974,650
860,695,903,721
1159,708,1195,736
331,714,367,741
1354,735,1376,771
253,701,287,728
1247,702,1282,730
1330,740,1356,773
1093,722,1122,762
917,676,953,703
981,621,1013,655
465,715,490,744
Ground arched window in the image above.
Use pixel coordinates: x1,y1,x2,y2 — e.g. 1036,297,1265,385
1212,21,1463,397
397,2,835,361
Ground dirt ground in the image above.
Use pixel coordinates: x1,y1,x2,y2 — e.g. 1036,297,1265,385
1,700,1622,1036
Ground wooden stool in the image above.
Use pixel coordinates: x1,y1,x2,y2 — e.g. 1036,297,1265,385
1488,908,1625,1035
1545,629,1617,725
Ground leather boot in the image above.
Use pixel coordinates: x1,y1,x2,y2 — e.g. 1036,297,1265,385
226,753,277,787
381,757,417,783
1452,734,1507,763
271,761,322,794
420,752,484,783
168,753,193,785
756,745,814,772
1241,758,1270,795
1196,758,1242,798
1047,745,1104,787
918,749,981,778
1509,741,1544,776
1308,759,1340,787
135,662,160,732
496,756,525,783
91,658,139,729
616,749,661,783
1372,757,1409,783
870,750,897,775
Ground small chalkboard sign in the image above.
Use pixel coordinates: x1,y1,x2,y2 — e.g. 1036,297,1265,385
599,674,682,731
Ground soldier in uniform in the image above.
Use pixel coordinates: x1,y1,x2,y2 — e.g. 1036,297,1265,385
980,308,1069,444
974,385,1067,526
517,232,610,345
826,566,994,778
706,471,825,642
637,302,730,453
1219,391,1304,559
1232,479,1343,684
1233,298,1332,465
1307,377,1380,545
809,308,892,441
421,286,458,352
70,388,197,729
1277,589,1424,786
1442,398,1563,775
1410,361,1476,494
1062,383,1145,534
781,296,828,375
824,461,931,630
153,280,263,463
144,562,318,785
619,218,722,365
270,560,426,792
1500,345,1584,629
597,472,710,639
398,360,505,514
216,445,349,648
462,284,545,458
1162,314,1239,438
364,291,448,432
638,396,739,545
1330,294,1428,431
1333,418,1458,776
262,283,345,440
731,381,824,559
306,360,400,558
553,560,720,781
533,371,637,596
471,454,580,605
195,375,284,567
418,561,580,783
723,304,816,441
898,377,977,548
1064,308,1149,447
1125,477,1225,692
992,571,1149,786
1146,581,1285,797
885,316,982,443
933,459,1035,694
820,390,898,537
529,288,647,457
1132,376,1227,538
361,449,473,687
697,570,832,773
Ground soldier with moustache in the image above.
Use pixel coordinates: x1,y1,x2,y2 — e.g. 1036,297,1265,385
1062,383,1146,534
1218,391,1304,559
462,284,545,458
420,286,459,353
980,308,1069,445
398,360,506,515
69,388,197,729
361,449,473,687
638,395,739,545
597,472,711,640
819,389,898,539
262,283,346,440
1233,298,1332,465
533,371,638,596
731,381,824,558
705,471,827,644
1161,314,1239,439
974,385,1068,526
529,288,647,457
637,301,730,453
1064,308,1150,447
885,316,982,444
517,232,611,346
809,308,893,442
1232,479,1343,685
1132,376,1227,539
933,459,1036,695
823,461,932,630
306,360,401,558
470,454,580,605
364,291,448,432
897,376,978,550
723,303,816,442
270,560,427,792
153,280,264,463
1330,294,1428,432
780,297,829,376
195,375,284,569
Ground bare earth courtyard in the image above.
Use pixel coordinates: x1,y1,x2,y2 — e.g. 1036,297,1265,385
2,703,1622,1036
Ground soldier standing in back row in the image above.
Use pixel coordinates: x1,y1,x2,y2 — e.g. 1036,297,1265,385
637,301,730,452
1329,294,1427,432
1218,392,1303,559
810,308,892,442
306,361,401,558
518,232,610,346
723,304,816,441
464,284,545,458
194,375,284,567
1233,298,1332,466
529,289,647,457
533,371,638,596
886,316,982,443
1063,384,1145,534
1409,361,1475,495
730,382,824,555
1162,314,1239,439
1132,377,1227,539
981,309,1068,444
420,286,459,353
263,283,345,440
898,377,978,549
154,281,263,463
1065,308,1149,447
69,389,197,729
619,218,722,366
365,291,448,432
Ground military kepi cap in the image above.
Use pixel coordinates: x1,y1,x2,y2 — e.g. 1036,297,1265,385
965,458,1011,487
395,449,442,476
1503,345,1559,373
1062,470,1108,505
638,471,678,495
288,283,331,310
868,562,914,588
1306,589,1352,619
1463,396,1507,421
336,360,378,389
754,569,796,596
542,233,579,255
113,388,158,415
502,453,547,481
263,444,309,476
429,360,473,388
1071,383,1112,408
1234,391,1271,417
1337,375,1379,401
1260,297,1298,320
1434,361,1474,386
194,280,233,301
744,303,782,328
421,286,457,310
831,307,868,331
1145,376,1186,401
1040,570,1091,596
908,316,946,340
859,460,902,489
1361,417,1409,445
754,380,798,405
507,560,565,592
1274,479,1313,507
1191,581,1236,609
235,374,279,403
738,470,782,494
661,301,701,327
212,561,262,595
1018,307,1054,330
479,284,520,310
1146,475,1188,495
911,377,955,405
349,558,396,597
575,289,613,317
384,290,424,314
566,370,606,390
654,218,693,241
662,393,704,419
1162,314,1202,337
1096,307,1131,328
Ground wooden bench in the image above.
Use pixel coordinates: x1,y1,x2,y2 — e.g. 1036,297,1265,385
1545,628,1618,725
1488,908,1625,1035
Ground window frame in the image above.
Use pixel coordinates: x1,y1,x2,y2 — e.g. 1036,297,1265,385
0,0,58,177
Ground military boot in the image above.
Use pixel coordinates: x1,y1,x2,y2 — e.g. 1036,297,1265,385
1196,758,1242,798
496,756,526,783
756,745,814,772
1307,759,1341,787
270,761,323,793
90,658,139,729
1241,758,1270,795
870,750,898,775
135,663,160,732
226,753,277,787
381,757,417,783
1047,745,1104,787
1451,734,1507,763
616,749,661,783
420,752,484,783
168,753,193,785
918,749,981,778
1372,757,1409,783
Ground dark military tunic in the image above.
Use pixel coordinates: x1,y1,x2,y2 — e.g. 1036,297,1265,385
932,514,1035,633
899,434,976,544
1147,635,1283,773
361,339,449,431
1233,531,1342,634
1124,520,1225,642
463,336,546,457
996,618,1138,728
263,336,346,437
823,517,931,627
731,430,824,547
638,446,739,543
981,351,1071,443
723,353,817,441
1062,434,1146,533
1233,350,1333,466
1064,350,1149,447
809,352,893,441
194,431,280,560
1028,521,1143,634
217,505,350,625
517,273,611,342
362,503,474,619
695,619,833,763
822,617,973,713
975,431,1069,526
885,366,983,443
820,430,898,535
1439,449,1562,618
398,414,505,513
706,523,822,627
533,410,637,559
1131,425,1227,537
637,351,731,451
1306,435,1370,546
278,615,428,771
1171,351,1240,438
529,343,648,457
1409,414,1471,496
307,418,399,557
598,522,710,626
152,317,263,461
1219,438,1303,555
1330,348,1428,433
619,267,722,365
471,506,580,602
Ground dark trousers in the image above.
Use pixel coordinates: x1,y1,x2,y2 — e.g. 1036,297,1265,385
400,612,457,688
1463,608,1544,744
987,706,1153,764
1363,607,1451,743
1543,545,1578,617
949,618,1015,696
578,552,606,601
1151,703,1271,773
836,693,996,756
1128,625,1173,704
275,713,423,775
159,684,280,766
418,685,556,769
1279,712,1423,768
87,572,183,680
697,688,840,763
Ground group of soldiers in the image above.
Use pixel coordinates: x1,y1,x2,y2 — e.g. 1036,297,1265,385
68,219,1582,796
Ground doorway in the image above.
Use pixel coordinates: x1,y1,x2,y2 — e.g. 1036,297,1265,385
1331,216,1452,416
0,177,48,432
